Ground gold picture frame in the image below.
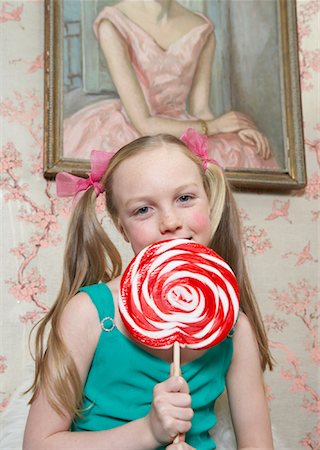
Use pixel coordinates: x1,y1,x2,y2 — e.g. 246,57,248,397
43,0,306,190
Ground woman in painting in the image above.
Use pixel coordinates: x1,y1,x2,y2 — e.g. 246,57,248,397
63,0,279,170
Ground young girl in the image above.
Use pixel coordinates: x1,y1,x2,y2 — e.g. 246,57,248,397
64,0,279,170
23,129,274,450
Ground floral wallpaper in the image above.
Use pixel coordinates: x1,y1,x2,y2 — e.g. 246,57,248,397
0,1,319,448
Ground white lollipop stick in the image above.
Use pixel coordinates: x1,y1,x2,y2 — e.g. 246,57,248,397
173,341,182,444
173,341,180,377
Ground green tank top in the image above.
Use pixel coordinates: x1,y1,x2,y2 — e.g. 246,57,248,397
72,283,233,450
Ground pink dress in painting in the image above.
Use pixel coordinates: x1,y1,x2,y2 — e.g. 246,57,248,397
63,6,279,170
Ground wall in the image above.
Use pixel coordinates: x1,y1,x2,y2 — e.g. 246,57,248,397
0,1,319,448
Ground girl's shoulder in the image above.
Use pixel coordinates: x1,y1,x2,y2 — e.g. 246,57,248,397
231,312,261,366
58,281,119,344
60,281,117,325
233,312,256,341
77,279,120,319
61,289,101,326
56,290,103,357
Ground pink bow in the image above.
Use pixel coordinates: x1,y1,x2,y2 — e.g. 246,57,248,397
56,150,113,199
180,128,220,170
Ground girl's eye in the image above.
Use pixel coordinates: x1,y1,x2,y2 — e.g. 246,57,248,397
178,195,193,203
135,206,150,215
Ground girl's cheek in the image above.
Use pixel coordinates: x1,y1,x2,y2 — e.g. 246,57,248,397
193,212,211,229
129,226,156,253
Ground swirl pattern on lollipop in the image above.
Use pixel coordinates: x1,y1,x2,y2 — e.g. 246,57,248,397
119,239,240,349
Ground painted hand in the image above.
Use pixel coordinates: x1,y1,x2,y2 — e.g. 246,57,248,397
212,111,257,133
238,128,271,159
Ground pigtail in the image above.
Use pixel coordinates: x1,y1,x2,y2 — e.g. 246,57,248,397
206,165,274,371
27,187,122,417
63,188,122,290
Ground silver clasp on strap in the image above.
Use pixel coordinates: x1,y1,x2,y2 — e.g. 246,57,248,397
100,316,115,332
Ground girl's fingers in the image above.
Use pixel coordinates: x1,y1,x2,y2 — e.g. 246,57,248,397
160,403,193,420
172,418,193,434
172,407,194,421
159,392,191,408
158,412,192,437
159,375,190,394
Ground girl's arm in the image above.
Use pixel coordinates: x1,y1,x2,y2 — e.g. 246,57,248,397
23,293,193,450
97,20,256,138
226,313,274,450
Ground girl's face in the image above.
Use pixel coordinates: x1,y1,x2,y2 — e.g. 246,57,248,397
112,145,212,255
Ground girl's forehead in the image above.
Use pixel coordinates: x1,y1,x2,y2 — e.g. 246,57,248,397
112,144,201,188
139,142,186,156
126,143,192,165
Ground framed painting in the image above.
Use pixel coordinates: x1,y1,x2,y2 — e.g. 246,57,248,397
43,0,306,190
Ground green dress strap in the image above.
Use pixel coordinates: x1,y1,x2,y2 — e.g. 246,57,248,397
79,284,115,331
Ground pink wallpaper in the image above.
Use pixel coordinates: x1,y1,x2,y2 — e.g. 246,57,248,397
0,1,319,448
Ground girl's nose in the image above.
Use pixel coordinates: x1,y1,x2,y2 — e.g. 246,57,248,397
160,211,182,235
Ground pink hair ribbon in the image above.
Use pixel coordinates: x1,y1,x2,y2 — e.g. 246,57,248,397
180,128,221,170
56,150,113,199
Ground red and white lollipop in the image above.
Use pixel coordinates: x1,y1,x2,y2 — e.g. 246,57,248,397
119,239,240,352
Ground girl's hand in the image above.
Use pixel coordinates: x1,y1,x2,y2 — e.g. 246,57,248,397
147,376,193,446
211,111,257,134
238,128,271,159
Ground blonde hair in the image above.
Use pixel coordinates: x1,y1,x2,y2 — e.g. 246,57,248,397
28,134,273,419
